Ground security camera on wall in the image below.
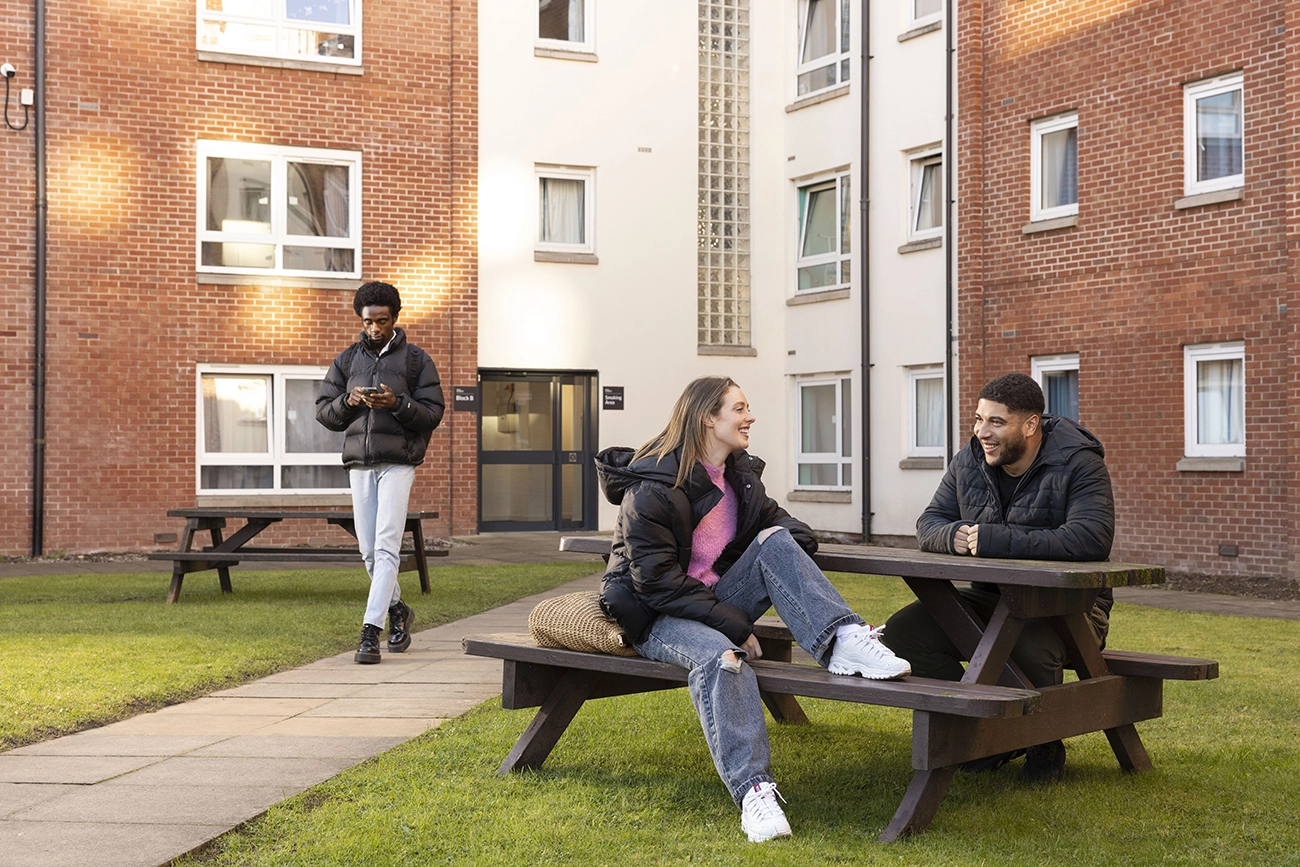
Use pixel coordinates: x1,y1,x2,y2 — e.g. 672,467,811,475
0,64,16,79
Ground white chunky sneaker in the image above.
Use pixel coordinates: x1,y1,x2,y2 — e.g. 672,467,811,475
740,781,792,843
828,625,911,679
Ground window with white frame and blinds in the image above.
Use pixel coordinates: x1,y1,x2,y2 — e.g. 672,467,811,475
1184,342,1244,458
796,377,852,489
1030,113,1078,222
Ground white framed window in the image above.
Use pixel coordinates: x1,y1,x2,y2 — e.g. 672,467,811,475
907,367,945,458
1184,73,1243,196
796,172,851,293
536,166,596,255
908,148,943,241
1030,113,1078,222
909,0,943,28
1184,342,1245,458
796,0,850,97
197,141,361,278
1032,353,1080,422
197,365,348,495
538,0,595,53
198,0,361,67
796,377,853,489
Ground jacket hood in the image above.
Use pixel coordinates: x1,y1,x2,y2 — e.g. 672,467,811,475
966,413,1104,467
594,445,765,506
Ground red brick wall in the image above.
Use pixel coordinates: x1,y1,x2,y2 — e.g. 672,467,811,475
0,0,478,555
959,0,1296,579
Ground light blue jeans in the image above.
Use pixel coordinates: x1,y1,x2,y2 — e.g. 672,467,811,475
633,528,863,806
349,463,416,628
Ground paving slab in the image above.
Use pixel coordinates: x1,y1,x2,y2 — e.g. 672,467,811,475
0,755,161,784
6,733,227,757
189,735,405,759
104,712,281,737
209,681,369,699
298,697,488,719
12,782,302,826
103,756,357,790
160,696,331,716
251,716,444,738
0,820,222,867
0,783,74,817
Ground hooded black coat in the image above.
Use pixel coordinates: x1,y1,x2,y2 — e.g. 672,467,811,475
916,414,1116,615
595,445,817,647
315,327,445,468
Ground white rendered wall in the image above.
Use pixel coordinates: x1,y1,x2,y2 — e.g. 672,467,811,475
478,3,788,531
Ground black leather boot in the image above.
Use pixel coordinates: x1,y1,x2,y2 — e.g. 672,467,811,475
355,624,382,664
387,600,414,653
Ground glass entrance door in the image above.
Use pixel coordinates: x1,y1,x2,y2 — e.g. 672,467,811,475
478,371,598,532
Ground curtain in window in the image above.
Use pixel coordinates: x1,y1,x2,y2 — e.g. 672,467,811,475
1041,127,1077,210
915,0,942,16
801,185,836,258
538,0,583,42
285,379,344,453
916,377,944,448
1196,90,1242,181
1044,370,1079,422
539,177,585,244
916,160,943,232
801,385,837,453
202,376,269,453
801,0,836,63
1197,358,1244,445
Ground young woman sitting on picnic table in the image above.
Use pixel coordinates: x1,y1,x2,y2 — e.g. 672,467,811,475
595,376,911,843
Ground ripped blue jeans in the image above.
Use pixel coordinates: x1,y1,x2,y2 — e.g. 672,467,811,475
633,528,862,806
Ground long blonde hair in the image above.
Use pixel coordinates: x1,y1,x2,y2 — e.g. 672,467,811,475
633,376,738,488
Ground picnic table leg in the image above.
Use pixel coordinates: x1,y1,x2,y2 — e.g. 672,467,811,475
1053,612,1153,773
960,600,1027,688
754,635,809,725
407,516,431,594
208,525,234,595
879,766,957,842
499,668,599,774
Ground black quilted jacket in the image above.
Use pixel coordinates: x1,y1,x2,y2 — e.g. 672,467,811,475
595,445,817,646
315,328,445,468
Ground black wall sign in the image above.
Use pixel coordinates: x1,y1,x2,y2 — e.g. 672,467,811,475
453,385,480,412
602,386,624,410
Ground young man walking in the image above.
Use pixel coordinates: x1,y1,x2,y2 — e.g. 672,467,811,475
317,281,445,663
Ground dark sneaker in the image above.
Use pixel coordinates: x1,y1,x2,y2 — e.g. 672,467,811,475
1022,740,1066,782
387,600,414,653
959,748,1026,773
355,624,382,664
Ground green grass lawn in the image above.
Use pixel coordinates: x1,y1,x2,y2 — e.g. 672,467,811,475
0,563,597,750
178,576,1300,866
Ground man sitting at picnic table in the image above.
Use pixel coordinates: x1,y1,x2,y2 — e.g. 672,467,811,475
880,372,1115,782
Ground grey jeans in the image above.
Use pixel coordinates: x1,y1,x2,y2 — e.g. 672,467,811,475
633,528,863,806
349,463,416,628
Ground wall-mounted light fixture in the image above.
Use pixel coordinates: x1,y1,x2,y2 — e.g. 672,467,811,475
2,62,32,131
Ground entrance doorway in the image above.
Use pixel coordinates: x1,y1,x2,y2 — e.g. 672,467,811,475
477,370,598,532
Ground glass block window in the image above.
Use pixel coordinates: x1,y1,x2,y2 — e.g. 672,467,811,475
697,0,752,350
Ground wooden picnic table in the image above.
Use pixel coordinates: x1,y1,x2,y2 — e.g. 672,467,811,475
150,508,443,603
469,536,1217,841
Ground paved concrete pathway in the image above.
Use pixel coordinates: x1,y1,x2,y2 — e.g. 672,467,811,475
0,534,1295,867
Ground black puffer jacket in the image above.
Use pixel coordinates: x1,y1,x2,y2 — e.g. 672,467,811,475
315,328,445,468
596,445,817,647
917,415,1116,619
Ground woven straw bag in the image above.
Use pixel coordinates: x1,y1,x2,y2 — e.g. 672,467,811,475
528,591,639,657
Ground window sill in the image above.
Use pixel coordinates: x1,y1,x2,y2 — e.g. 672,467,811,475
196,51,364,76
698,344,757,357
1176,456,1245,473
1174,187,1244,210
785,84,850,113
787,489,852,503
898,20,942,42
787,287,850,306
898,237,942,254
197,272,360,291
196,493,353,508
535,46,598,62
1022,215,1078,234
535,250,599,265
899,457,944,470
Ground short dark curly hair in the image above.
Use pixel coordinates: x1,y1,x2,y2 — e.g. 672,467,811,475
977,372,1045,417
353,281,402,317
